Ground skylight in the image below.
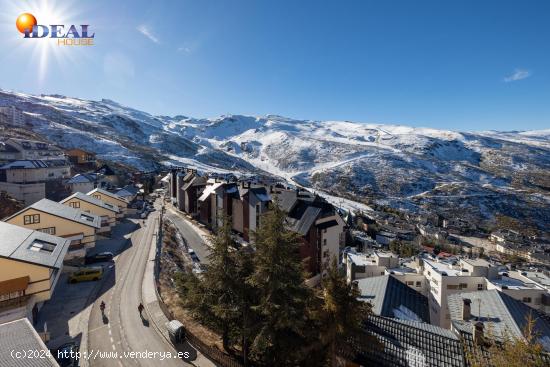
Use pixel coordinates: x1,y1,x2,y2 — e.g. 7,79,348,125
29,240,56,253
81,214,94,222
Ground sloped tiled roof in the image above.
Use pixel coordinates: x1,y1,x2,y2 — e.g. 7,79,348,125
356,275,430,322
87,188,129,204
448,290,550,351
354,315,465,367
0,318,59,367
61,192,119,213
0,221,70,270
5,198,101,229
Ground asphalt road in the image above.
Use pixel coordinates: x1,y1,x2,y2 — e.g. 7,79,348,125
164,209,210,265
87,205,189,367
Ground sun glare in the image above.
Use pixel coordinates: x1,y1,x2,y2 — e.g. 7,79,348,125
2,0,87,84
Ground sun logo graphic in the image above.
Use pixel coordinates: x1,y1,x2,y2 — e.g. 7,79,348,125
16,12,95,46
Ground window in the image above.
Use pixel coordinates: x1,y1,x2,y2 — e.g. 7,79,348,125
416,281,421,287
406,281,414,286
323,250,329,258
93,194,101,200
24,214,40,224
323,228,327,234
477,283,483,290
38,227,56,235
323,239,327,247
81,214,94,222
69,201,80,208
29,240,56,252
447,284,459,290
459,283,468,290
523,297,532,303
255,204,260,228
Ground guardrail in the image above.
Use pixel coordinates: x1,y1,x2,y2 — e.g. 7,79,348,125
153,206,245,367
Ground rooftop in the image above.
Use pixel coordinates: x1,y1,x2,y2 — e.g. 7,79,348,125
359,315,465,367
423,258,464,277
87,188,129,204
0,318,59,367
488,276,543,291
6,199,101,229
448,290,550,351
0,221,70,269
61,192,119,213
356,275,430,322
0,159,69,169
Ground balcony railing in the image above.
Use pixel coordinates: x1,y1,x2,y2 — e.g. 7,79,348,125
0,295,31,312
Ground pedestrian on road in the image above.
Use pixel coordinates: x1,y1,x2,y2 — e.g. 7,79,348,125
138,302,144,318
100,301,106,315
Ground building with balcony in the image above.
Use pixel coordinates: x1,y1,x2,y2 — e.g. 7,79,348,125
60,192,120,234
0,159,71,205
0,221,70,325
0,138,64,162
3,199,100,262
65,148,96,165
87,188,129,216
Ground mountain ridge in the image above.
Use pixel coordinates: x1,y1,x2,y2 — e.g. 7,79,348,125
1,89,549,232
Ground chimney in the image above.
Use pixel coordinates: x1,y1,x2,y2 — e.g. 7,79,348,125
462,298,472,320
473,321,484,345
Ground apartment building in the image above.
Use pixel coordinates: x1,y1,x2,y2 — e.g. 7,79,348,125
422,258,489,328
0,138,64,162
0,159,71,205
60,192,120,233
66,173,101,194
276,189,346,277
65,148,96,165
87,188,129,215
0,221,70,324
4,199,101,262
345,250,396,283
232,184,272,241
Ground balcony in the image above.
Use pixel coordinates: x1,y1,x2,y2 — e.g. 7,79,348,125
0,295,31,313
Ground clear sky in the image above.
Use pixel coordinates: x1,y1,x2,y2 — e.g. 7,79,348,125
0,0,549,131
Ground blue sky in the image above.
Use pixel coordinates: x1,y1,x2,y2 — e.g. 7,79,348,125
0,0,549,131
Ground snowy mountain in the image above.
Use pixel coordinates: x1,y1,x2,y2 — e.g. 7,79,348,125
1,89,549,231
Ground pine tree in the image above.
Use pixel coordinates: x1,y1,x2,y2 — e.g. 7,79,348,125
247,203,312,366
202,214,241,352
317,257,372,367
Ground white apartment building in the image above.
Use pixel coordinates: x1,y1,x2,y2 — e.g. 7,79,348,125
422,258,488,328
345,250,399,283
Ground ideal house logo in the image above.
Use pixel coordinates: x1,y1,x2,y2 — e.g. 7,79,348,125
16,12,95,46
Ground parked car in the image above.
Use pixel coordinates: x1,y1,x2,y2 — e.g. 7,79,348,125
85,252,114,264
69,267,103,283
188,248,199,262
51,342,79,367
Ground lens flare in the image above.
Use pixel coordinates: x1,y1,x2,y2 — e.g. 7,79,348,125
16,13,37,34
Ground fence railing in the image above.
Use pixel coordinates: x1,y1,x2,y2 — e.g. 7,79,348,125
153,206,245,367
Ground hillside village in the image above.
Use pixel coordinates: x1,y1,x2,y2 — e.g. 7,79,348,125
0,105,549,366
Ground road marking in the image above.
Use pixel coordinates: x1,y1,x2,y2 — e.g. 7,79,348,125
112,344,116,351
108,328,112,335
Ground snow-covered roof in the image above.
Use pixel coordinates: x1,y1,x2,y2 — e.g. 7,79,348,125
198,182,224,201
